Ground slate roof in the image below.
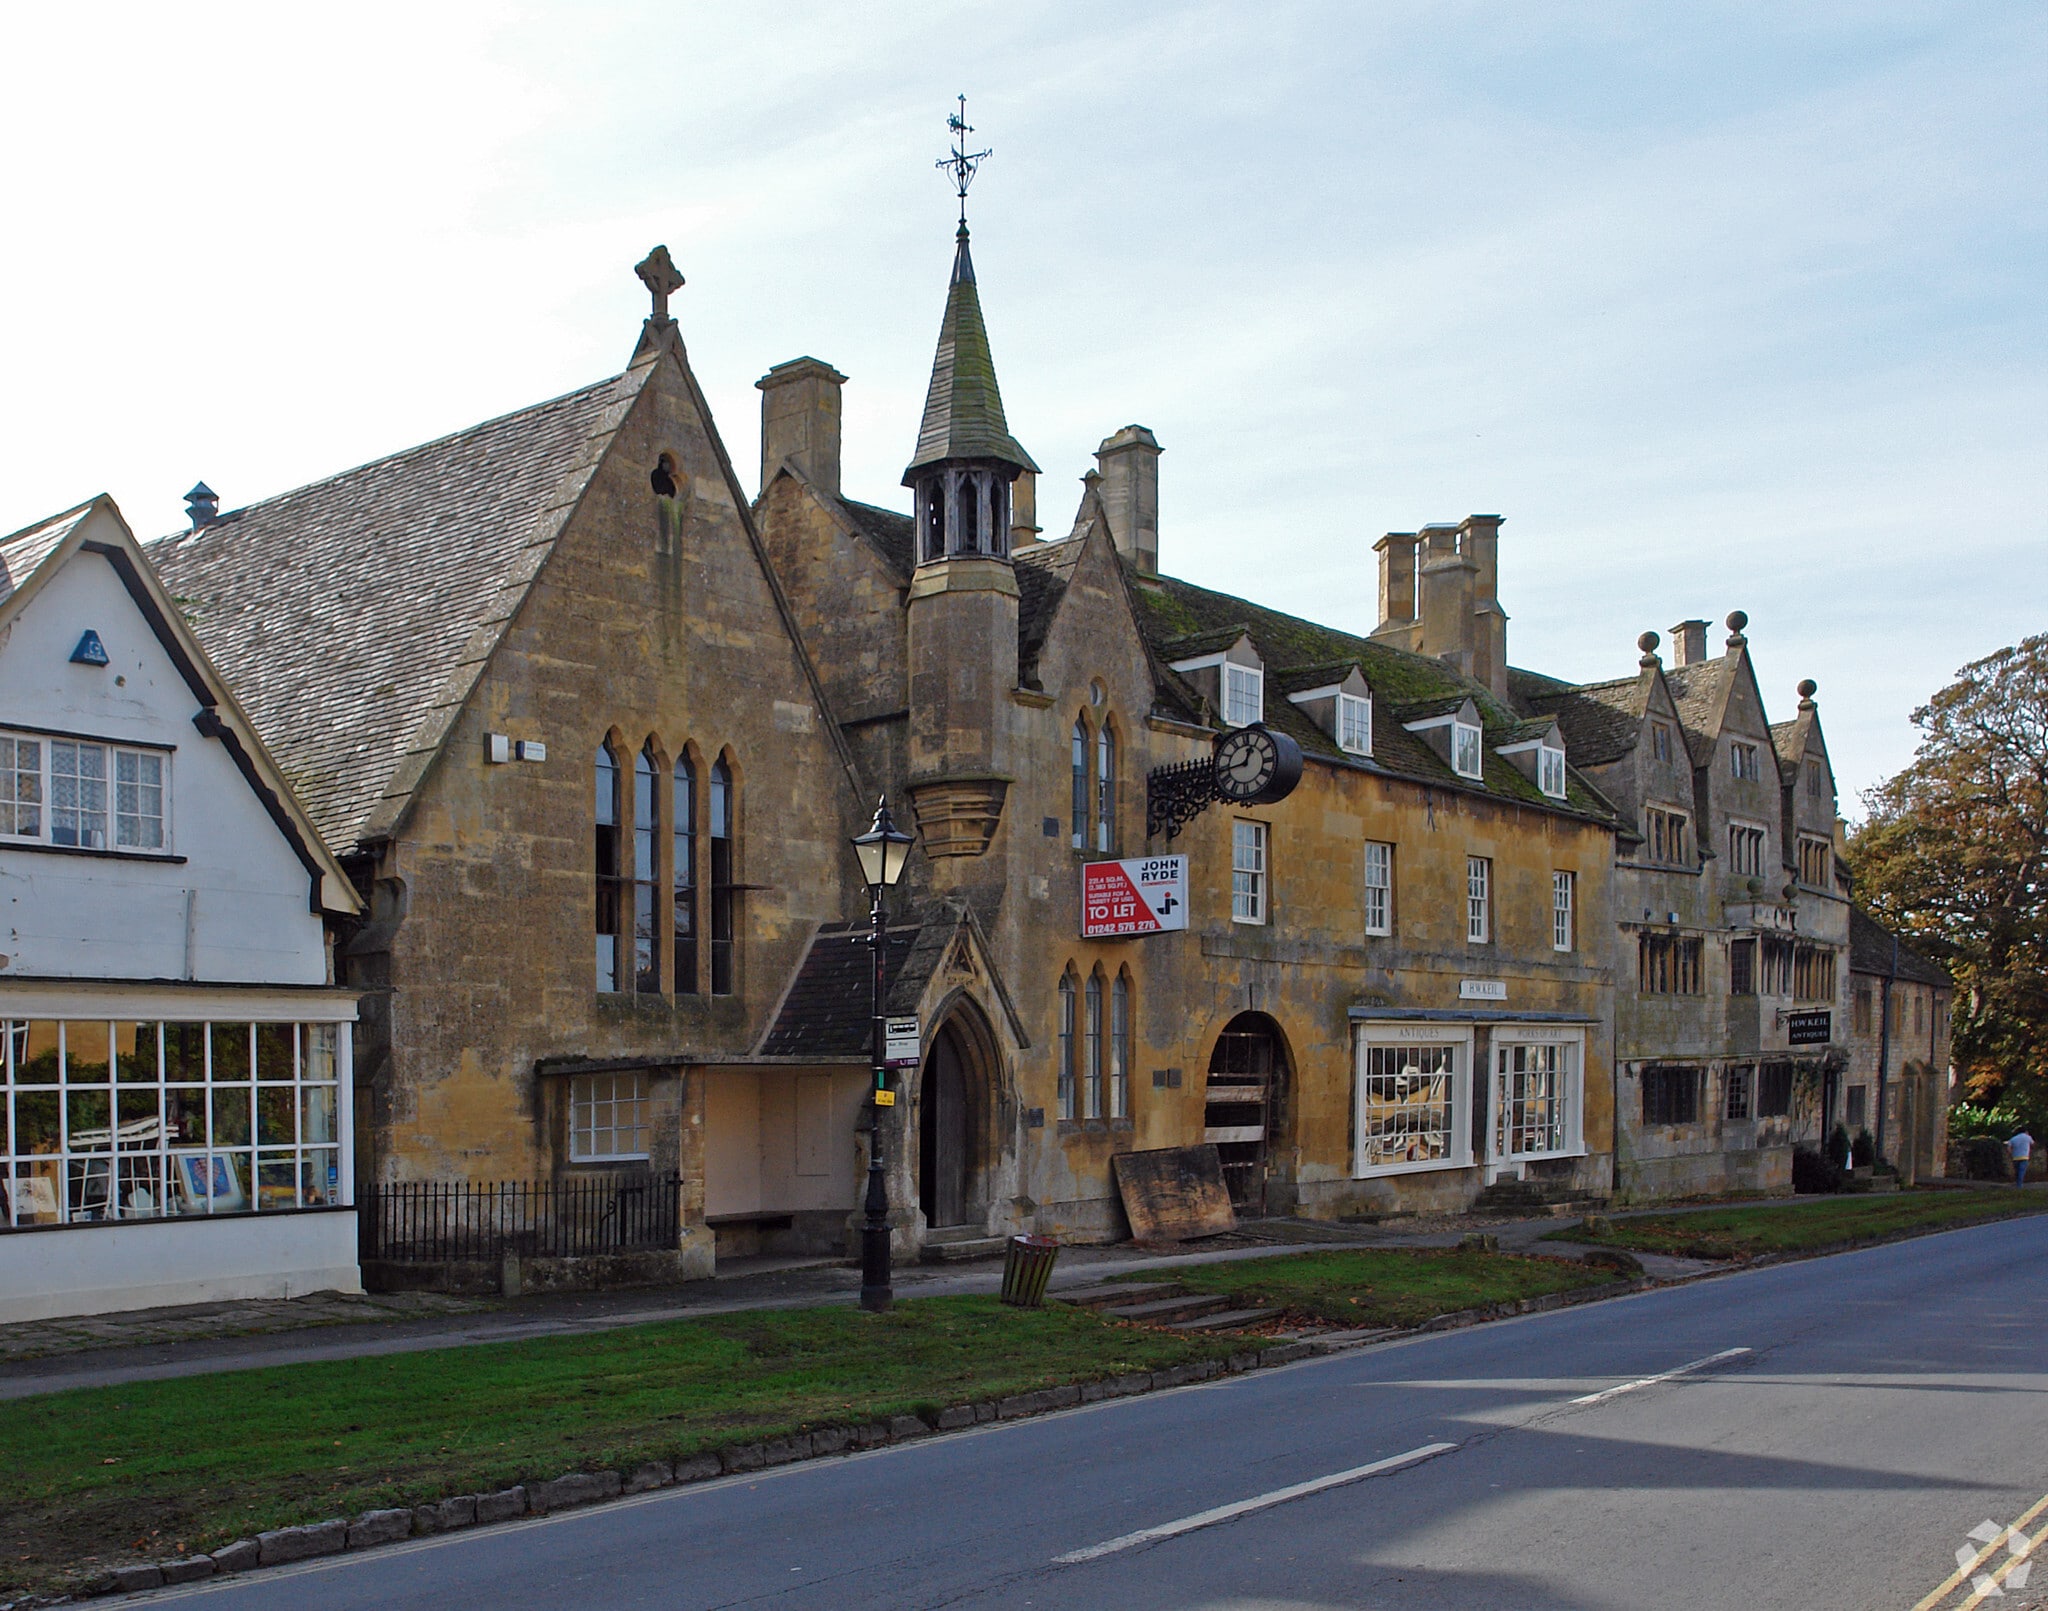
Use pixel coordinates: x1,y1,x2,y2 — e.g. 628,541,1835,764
1131,568,1615,823
1519,673,1647,767
1015,541,1082,684
1849,907,1951,989
148,372,642,854
0,503,92,605
902,230,1038,481
1663,659,1734,765
757,923,920,1058
842,499,914,574
1769,718,1805,768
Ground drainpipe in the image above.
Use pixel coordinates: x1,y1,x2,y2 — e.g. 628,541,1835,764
1874,930,1897,1165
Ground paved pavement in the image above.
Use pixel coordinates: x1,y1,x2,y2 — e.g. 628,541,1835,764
116,1211,2048,1610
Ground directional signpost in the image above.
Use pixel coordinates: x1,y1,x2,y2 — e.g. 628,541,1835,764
1081,855,1189,938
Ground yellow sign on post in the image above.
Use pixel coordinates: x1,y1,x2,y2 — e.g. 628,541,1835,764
874,1089,896,1107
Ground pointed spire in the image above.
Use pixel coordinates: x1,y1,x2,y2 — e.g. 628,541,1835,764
901,224,1038,485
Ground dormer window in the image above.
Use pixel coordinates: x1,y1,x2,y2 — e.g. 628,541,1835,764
1337,693,1371,755
1224,664,1264,728
1538,744,1566,798
1452,720,1483,780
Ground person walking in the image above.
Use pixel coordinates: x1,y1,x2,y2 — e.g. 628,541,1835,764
2010,1128,2034,1188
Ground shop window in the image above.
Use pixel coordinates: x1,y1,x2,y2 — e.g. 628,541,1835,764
1356,1037,1465,1174
1,1020,346,1227
1494,1039,1580,1160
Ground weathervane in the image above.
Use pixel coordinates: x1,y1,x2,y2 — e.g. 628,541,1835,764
935,95,991,227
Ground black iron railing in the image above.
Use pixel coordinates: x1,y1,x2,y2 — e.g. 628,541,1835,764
359,1174,683,1263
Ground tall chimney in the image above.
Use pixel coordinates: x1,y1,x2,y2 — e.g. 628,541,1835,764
1669,619,1708,667
1375,533,1417,626
1094,426,1161,575
1415,524,1477,676
1009,468,1041,550
1461,515,1507,697
755,357,847,498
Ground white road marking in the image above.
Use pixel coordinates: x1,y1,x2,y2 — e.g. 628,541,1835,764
1571,1346,1751,1405
1052,1441,1459,1564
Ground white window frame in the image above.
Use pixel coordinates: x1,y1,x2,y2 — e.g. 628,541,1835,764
1538,744,1566,799
1353,1024,1473,1177
0,1014,354,1229
568,1069,651,1163
1336,692,1371,755
1451,720,1483,780
1363,841,1393,937
1466,855,1490,944
1552,871,1574,953
1489,1027,1585,1164
1223,664,1264,729
1231,819,1267,925
0,730,172,854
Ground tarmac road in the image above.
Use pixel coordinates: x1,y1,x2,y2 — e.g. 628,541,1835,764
139,1213,2048,1611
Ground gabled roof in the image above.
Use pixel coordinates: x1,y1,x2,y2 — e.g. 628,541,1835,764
842,498,915,575
0,495,361,917
1015,540,1083,685
1849,907,1952,989
1663,658,1735,765
901,228,1038,481
1769,718,1805,768
1519,673,1648,767
149,372,643,855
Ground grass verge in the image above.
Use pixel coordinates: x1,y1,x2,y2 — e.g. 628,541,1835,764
0,1295,1236,1594
1131,1247,1615,1327
1547,1186,2048,1261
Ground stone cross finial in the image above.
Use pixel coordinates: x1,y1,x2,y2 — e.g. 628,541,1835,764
635,246,685,323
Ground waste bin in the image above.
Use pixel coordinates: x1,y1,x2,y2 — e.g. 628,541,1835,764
999,1233,1060,1307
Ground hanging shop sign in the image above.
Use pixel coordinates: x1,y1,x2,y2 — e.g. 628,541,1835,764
1081,856,1189,938
1786,1010,1832,1046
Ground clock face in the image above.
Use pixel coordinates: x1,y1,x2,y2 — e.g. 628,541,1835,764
1215,727,1278,801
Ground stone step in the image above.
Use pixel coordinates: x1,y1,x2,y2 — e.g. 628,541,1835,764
1165,1306,1283,1333
1058,1281,1187,1309
919,1236,1011,1264
1104,1292,1232,1325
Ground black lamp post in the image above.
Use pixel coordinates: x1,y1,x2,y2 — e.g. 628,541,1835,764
852,796,915,1313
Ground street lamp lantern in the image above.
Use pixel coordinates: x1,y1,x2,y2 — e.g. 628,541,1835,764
852,799,915,892
852,796,916,1312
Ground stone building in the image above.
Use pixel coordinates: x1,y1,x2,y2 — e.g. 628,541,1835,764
1847,907,1952,1184
756,221,1621,1247
1514,622,1851,1200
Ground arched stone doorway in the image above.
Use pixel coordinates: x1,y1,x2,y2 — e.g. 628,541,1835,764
917,1000,999,1230
1206,1012,1291,1214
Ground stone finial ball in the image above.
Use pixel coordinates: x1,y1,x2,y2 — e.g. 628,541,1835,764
1726,609,1749,633
1798,678,1817,699
1637,630,1660,654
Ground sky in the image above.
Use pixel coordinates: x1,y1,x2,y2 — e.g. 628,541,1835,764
2,1,2041,814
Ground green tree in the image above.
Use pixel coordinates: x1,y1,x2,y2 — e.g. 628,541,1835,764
1848,631,2048,1125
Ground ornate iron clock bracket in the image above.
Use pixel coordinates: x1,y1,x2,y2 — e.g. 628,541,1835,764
1146,757,1219,840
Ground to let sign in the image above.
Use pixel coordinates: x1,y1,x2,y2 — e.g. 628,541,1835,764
1081,856,1189,938
1786,1010,1832,1047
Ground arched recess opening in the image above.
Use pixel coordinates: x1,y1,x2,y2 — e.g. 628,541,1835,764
917,998,1001,1230
1205,1012,1292,1213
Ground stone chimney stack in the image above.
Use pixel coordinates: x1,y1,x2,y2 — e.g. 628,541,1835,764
1461,515,1507,698
1094,426,1161,575
1669,619,1708,667
1010,469,1041,550
756,357,847,498
1415,524,1478,677
1375,533,1418,626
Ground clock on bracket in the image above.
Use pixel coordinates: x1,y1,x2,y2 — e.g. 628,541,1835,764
1213,724,1304,805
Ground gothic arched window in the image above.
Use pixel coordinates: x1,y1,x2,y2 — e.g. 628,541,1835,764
1084,970,1105,1119
709,757,736,996
1057,970,1078,1120
1096,723,1117,854
594,741,623,993
673,753,697,995
1111,970,1132,1120
1071,718,1089,851
633,745,659,993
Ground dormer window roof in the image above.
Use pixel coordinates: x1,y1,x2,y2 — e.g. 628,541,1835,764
1402,695,1486,783
1170,631,1265,729
1495,717,1569,798
1282,663,1372,756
